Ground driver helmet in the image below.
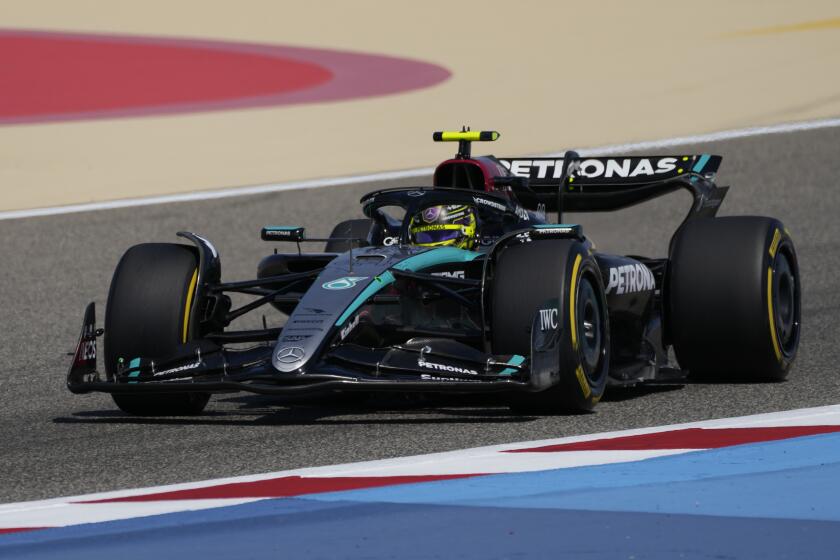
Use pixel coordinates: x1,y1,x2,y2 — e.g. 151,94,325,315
408,204,477,250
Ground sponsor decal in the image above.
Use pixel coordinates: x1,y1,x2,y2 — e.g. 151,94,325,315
606,263,655,295
279,335,312,342
499,157,679,180
79,337,96,362
412,224,453,232
322,276,369,290
499,159,564,178
539,308,559,331
301,307,327,314
291,319,325,324
275,346,305,363
422,206,441,223
153,360,201,378
515,206,530,221
261,227,304,240
383,236,399,246
515,232,532,243
420,374,479,381
339,314,361,340
472,196,507,212
532,226,576,235
431,270,465,279
407,191,426,197
418,359,479,376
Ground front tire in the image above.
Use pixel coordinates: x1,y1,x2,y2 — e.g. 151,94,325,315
668,216,800,380
105,243,210,415
491,239,609,413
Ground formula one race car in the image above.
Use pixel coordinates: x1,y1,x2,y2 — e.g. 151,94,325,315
67,130,801,415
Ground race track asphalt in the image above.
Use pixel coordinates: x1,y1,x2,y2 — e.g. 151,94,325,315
1,126,838,503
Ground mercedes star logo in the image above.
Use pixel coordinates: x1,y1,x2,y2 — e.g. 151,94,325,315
275,346,305,363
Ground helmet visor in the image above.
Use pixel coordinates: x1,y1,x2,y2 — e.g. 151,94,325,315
413,227,463,245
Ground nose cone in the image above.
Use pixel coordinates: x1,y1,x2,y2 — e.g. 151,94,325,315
270,247,417,374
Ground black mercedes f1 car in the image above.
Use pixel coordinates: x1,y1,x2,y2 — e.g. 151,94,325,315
67,130,800,415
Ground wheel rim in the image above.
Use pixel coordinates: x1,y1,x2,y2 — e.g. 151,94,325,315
577,276,605,378
773,251,799,355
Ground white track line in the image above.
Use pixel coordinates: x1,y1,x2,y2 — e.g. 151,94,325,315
3,404,840,530
2,116,839,222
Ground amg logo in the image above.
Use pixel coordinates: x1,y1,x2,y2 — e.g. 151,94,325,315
606,264,655,295
418,360,478,376
431,270,465,279
539,308,558,331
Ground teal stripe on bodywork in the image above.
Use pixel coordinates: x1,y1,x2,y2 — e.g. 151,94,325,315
533,224,579,229
499,354,526,376
692,154,711,173
127,357,142,383
391,246,481,272
335,270,396,326
335,247,480,326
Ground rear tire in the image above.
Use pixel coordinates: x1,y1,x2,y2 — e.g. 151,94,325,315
324,219,372,253
491,239,609,413
105,243,211,415
668,217,800,380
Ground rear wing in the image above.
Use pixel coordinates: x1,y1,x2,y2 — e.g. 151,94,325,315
495,154,726,215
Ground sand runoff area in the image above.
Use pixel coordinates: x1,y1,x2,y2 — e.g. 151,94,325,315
1,1,839,212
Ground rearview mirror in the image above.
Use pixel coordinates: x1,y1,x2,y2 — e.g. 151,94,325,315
261,226,305,242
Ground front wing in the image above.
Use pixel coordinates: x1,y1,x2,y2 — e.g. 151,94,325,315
67,303,535,397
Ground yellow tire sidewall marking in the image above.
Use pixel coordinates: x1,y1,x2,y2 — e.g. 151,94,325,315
769,228,781,258
767,266,783,362
569,253,591,399
575,365,591,399
182,268,199,343
569,253,582,351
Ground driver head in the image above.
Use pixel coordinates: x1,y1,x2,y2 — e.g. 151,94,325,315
408,204,477,250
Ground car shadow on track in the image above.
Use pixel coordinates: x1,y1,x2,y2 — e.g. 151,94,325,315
53,385,695,426
601,383,684,402
52,394,542,426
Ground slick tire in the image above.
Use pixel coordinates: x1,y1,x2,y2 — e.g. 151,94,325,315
668,217,800,380
491,239,609,413
324,219,373,253
105,243,211,415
